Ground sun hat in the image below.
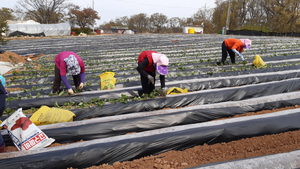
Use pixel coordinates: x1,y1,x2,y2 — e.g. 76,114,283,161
240,39,252,49
152,53,169,75
64,55,81,76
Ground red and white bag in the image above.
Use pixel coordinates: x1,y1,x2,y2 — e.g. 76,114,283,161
2,108,55,151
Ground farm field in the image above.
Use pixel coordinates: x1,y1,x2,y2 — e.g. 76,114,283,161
1,34,300,169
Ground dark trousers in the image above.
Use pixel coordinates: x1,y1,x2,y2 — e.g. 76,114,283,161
0,83,6,116
53,65,81,93
140,71,155,94
221,41,236,64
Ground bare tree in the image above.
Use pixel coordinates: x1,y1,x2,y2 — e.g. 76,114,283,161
0,8,16,21
15,0,71,24
127,13,149,33
179,17,194,27
100,20,118,33
193,6,214,33
68,5,100,29
0,20,9,46
212,0,227,32
150,13,168,33
169,17,182,33
211,0,300,33
261,0,300,32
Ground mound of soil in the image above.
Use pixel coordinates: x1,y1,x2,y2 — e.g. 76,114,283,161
0,51,43,64
0,52,44,75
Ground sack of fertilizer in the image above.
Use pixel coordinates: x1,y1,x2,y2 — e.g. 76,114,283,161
1,108,55,151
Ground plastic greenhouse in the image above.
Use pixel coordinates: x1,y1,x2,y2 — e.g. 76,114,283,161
7,22,71,37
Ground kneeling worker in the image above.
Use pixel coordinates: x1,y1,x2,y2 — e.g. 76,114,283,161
137,51,169,96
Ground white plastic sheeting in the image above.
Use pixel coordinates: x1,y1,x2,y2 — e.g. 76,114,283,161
123,30,135,34
7,22,71,36
0,62,23,75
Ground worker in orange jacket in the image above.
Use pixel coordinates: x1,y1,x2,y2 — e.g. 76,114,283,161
217,38,251,65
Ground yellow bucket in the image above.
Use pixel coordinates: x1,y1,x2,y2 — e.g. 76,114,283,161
99,72,116,90
253,55,266,67
188,28,195,34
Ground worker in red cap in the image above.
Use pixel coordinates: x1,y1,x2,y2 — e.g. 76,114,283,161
137,51,169,96
217,38,251,65
53,51,85,95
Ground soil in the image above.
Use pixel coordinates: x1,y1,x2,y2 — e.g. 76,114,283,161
4,146,18,152
0,52,27,64
0,52,43,64
5,87,25,92
0,52,44,76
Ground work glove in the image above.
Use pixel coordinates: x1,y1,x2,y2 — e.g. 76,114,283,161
68,88,74,95
162,87,168,96
147,74,154,84
78,82,84,90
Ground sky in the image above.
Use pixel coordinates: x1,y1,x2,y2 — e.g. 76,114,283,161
1,0,216,26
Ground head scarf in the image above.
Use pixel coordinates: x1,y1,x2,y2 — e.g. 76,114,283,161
240,39,252,49
152,53,169,75
64,55,81,76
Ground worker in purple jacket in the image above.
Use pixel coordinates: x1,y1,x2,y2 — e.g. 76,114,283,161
53,51,85,95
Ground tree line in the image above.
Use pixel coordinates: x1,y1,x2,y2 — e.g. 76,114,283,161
0,0,100,30
103,0,300,33
0,0,300,34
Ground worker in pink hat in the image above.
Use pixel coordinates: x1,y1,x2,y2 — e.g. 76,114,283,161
137,51,169,96
217,38,251,65
53,51,85,95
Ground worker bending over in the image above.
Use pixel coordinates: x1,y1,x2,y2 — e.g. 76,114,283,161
53,51,85,95
137,51,169,95
217,38,251,65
